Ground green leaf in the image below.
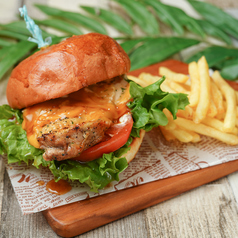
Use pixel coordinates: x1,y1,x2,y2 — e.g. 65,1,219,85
0,38,15,47
185,46,238,68
188,0,238,39
0,30,28,41
1,21,56,38
34,18,83,35
81,6,133,35
196,19,232,45
126,77,189,131
129,37,200,71
115,0,159,35
0,41,36,80
220,58,238,80
142,0,184,35
35,4,107,34
120,37,151,54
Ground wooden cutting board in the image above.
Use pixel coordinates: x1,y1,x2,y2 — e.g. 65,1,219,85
42,59,238,238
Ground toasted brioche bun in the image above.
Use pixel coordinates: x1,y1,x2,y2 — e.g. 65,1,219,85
124,130,145,163
7,33,130,109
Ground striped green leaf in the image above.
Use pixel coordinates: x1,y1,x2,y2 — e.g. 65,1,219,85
188,0,238,39
115,0,159,35
81,6,133,35
196,20,232,45
130,37,200,71
35,4,107,34
0,38,15,47
185,46,238,68
34,19,83,35
0,41,36,80
142,0,184,35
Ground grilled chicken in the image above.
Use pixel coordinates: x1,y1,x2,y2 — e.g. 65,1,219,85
37,117,112,161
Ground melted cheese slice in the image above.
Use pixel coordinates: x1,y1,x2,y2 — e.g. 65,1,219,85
22,77,130,148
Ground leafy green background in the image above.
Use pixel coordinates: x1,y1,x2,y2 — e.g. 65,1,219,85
0,0,238,80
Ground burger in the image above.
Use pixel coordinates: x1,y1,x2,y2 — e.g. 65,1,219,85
0,33,188,192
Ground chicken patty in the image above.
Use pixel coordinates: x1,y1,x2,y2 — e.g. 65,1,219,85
37,117,112,161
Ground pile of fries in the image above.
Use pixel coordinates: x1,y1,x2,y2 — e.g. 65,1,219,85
128,56,238,145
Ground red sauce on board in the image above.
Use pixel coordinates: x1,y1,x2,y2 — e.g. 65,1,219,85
46,179,72,195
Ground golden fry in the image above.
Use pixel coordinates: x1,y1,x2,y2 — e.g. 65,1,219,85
202,117,238,135
167,80,190,94
127,75,147,87
169,127,194,143
212,71,236,133
139,73,160,85
176,105,193,119
207,97,218,118
211,81,225,115
174,117,238,145
160,126,176,141
163,109,176,130
159,67,189,83
193,56,211,123
161,81,176,93
188,61,200,107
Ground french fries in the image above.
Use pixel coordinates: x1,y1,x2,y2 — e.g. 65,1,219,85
128,56,238,145
159,66,189,83
193,56,211,123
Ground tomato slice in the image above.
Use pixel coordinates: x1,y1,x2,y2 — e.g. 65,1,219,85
72,112,133,162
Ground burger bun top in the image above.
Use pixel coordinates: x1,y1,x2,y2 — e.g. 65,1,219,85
7,33,130,109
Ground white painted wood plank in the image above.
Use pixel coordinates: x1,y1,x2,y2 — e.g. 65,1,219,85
227,172,238,203
145,178,238,238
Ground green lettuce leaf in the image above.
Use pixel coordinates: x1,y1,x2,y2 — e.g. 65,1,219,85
126,76,189,136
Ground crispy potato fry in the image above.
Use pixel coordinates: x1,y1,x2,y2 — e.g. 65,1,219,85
167,80,190,94
211,81,225,115
161,81,176,93
212,71,236,133
207,97,218,118
188,61,200,107
169,127,194,142
159,67,189,83
193,56,211,123
202,117,238,135
160,126,176,141
174,117,238,145
163,109,176,130
127,75,148,87
190,131,201,143
139,73,160,85
176,105,193,119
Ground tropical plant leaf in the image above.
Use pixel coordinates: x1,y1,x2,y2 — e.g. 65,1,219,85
0,41,36,80
81,6,133,35
220,58,238,80
196,20,232,45
0,30,28,41
129,37,200,71
35,4,107,34
188,0,238,39
185,46,238,68
142,0,184,35
1,21,55,38
120,38,151,54
0,38,15,47
115,0,159,35
34,18,82,35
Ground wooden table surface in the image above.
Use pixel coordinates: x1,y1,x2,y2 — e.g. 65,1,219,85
1,0,238,237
